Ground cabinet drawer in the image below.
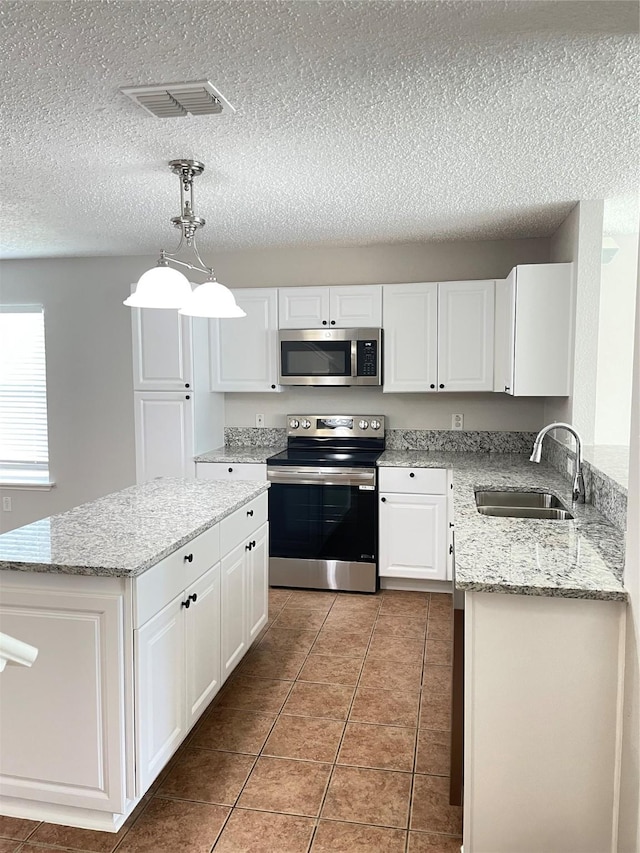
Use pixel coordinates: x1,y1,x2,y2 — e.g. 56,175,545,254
220,492,268,556
196,462,267,481
134,524,220,628
379,466,448,495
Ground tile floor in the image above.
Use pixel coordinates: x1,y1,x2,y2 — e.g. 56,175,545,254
0,588,461,853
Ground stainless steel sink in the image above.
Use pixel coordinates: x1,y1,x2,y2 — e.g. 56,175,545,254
475,490,574,520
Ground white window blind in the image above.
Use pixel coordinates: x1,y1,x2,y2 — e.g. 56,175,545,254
0,305,50,475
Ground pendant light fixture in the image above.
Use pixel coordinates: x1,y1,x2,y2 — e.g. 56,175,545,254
124,159,246,317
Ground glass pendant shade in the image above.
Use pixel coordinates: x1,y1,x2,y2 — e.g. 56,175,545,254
123,266,193,309
178,281,247,318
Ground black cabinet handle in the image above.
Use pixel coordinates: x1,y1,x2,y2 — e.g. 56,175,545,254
251,540,256,548
439,384,444,389
185,383,190,388
189,593,198,604
246,542,252,551
381,497,386,502
184,553,193,563
185,394,190,400
228,467,233,473
409,472,415,478
330,320,336,325
430,384,435,389
504,386,510,392
181,598,191,609
322,320,328,325
247,509,254,517
271,384,276,389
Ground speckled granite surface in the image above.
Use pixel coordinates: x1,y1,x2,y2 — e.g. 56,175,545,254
224,427,287,447
195,446,284,464
385,429,538,453
379,450,626,601
0,478,269,578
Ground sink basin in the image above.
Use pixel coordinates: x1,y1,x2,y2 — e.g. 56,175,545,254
475,490,574,520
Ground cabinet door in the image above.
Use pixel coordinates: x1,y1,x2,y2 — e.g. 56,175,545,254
132,308,192,391
383,283,438,392
330,285,382,327
134,596,186,795
0,588,126,812
438,280,495,392
246,522,269,645
494,272,516,394
185,563,222,730
278,287,329,328
221,542,248,678
379,493,448,580
134,392,195,483
210,289,280,392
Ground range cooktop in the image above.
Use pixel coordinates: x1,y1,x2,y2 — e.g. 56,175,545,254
266,414,386,469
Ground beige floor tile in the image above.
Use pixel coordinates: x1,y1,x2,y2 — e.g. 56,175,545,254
238,757,331,817
419,693,451,732
214,808,315,852
426,619,453,641
349,687,419,728
331,594,382,614
283,681,355,720
322,765,412,828
323,610,378,631
191,707,277,754
284,591,337,612
273,608,328,631
311,820,407,852
367,633,425,664
216,675,292,712
416,730,451,776
337,722,416,772
380,593,429,619
27,816,135,853
269,588,293,608
116,797,229,852
408,831,463,852
258,626,320,654
425,639,453,666
311,628,370,658
422,666,452,695
428,596,453,620
410,775,462,835
359,656,422,693
0,816,39,841
263,715,345,762
374,615,427,640
238,648,307,680
157,748,255,805
0,841,21,853
298,654,362,686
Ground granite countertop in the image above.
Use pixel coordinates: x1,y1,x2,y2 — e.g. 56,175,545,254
0,478,269,578
379,450,626,602
194,446,285,464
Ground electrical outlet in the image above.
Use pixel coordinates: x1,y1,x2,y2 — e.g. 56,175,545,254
451,413,464,431
2,497,12,512
255,413,265,428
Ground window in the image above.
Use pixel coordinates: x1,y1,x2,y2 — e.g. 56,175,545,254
0,305,51,485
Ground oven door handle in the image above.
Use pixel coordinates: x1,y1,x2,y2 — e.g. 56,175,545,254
267,467,377,488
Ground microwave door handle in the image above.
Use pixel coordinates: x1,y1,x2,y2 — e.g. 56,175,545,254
351,339,358,378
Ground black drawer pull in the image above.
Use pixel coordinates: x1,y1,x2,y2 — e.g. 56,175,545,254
409,472,415,478
322,320,328,325
184,553,193,563
246,542,252,551
228,467,233,473
181,598,191,609
381,497,386,502
185,394,190,400
189,593,198,604
247,509,254,517
430,384,435,389
439,384,444,389
185,383,190,388
251,540,256,548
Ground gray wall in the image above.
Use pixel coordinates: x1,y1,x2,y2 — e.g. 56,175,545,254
0,235,550,531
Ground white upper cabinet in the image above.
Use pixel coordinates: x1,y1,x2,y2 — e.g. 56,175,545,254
438,280,495,392
383,283,438,392
210,288,280,392
132,308,193,392
495,263,572,396
134,392,195,483
278,285,382,329
383,281,494,393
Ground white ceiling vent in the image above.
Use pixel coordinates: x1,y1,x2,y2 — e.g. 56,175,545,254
120,80,235,118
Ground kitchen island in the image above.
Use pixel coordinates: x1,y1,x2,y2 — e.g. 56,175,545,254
0,478,269,832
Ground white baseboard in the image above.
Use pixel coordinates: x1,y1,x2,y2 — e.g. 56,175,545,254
380,578,452,593
0,794,140,833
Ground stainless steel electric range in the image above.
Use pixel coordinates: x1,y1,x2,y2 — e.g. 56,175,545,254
267,414,385,593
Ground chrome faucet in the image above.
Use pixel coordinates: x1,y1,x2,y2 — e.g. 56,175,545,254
530,422,586,503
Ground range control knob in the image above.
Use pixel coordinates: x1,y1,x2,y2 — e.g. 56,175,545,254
301,419,312,429
358,419,369,430
289,419,300,429
370,419,381,431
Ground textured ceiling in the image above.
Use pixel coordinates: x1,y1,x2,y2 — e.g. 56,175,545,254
0,0,638,259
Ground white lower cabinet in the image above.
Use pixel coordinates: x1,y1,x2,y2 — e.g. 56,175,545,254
247,522,269,643
378,467,450,582
185,565,222,730
196,462,267,481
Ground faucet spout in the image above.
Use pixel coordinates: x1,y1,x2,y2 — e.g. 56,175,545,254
529,422,586,504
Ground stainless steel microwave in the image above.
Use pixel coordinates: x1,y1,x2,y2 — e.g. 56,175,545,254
278,328,382,386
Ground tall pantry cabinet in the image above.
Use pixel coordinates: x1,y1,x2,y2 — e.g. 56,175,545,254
131,308,223,483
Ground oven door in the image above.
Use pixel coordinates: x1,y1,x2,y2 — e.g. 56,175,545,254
267,466,378,591
279,330,355,386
